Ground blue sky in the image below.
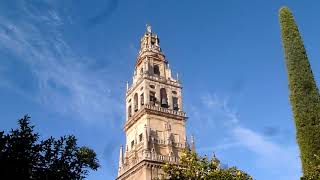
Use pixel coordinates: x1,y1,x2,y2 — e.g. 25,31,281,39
1,1,320,180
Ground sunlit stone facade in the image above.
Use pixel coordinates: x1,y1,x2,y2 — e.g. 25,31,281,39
116,26,189,180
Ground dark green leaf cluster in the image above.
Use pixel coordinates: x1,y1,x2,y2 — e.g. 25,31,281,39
0,115,100,180
160,150,252,180
279,7,320,178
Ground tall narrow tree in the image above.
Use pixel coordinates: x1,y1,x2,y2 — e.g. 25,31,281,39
279,7,320,177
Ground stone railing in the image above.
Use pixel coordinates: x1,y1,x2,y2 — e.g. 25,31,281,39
143,151,179,163
138,47,162,56
119,153,143,175
126,73,181,95
126,78,142,94
118,150,179,175
125,104,186,130
145,104,186,117
154,139,184,148
143,74,180,87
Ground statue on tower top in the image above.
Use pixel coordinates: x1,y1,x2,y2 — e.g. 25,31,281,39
146,24,152,33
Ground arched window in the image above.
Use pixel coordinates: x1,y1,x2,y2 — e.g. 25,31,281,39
154,65,160,76
151,38,156,46
160,88,168,108
128,105,132,118
172,97,179,111
140,93,144,105
134,93,138,112
149,91,156,105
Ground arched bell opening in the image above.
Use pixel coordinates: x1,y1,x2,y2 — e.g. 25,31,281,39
149,91,156,105
154,65,160,76
160,88,168,108
128,105,132,118
140,93,144,105
134,93,138,112
172,97,179,111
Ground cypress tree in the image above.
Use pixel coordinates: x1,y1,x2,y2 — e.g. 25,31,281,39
279,7,320,177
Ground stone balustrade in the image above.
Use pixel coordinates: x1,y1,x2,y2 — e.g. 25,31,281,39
143,74,180,87
145,104,186,117
118,150,179,175
126,73,181,95
125,104,186,129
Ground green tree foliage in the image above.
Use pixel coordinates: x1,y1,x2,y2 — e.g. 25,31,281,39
279,7,320,179
301,155,320,180
160,150,252,180
0,115,100,180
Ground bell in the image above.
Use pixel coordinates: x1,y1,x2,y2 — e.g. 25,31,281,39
161,98,168,108
173,103,179,111
161,98,167,105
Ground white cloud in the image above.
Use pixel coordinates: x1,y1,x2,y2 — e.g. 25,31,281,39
232,126,280,156
189,93,301,179
0,2,123,126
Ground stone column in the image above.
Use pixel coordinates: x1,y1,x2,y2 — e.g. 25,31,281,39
168,65,172,79
160,64,165,78
144,60,147,73
144,83,148,105
143,125,148,150
148,34,151,48
178,90,183,111
150,58,154,75
126,102,132,120
191,135,196,152
137,92,141,111
167,88,172,109
155,84,160,106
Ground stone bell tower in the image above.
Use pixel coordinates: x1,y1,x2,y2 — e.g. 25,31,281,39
116,25,188,180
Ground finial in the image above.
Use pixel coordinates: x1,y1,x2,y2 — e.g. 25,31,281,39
126,81,129,90
119,145,124,166
191,135,196,152
176,73,179,81
146,24,152,33
185,135,190,150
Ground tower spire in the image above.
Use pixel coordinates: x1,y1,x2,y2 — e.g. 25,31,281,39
137,24,162,62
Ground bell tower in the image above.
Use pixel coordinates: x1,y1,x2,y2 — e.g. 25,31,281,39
116,25,188,180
